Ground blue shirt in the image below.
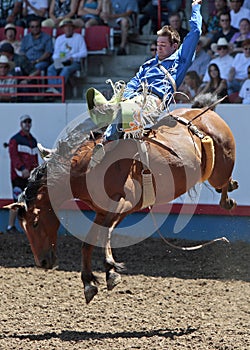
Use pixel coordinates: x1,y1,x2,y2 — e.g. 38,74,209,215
124,4,202,100
20,32,53,62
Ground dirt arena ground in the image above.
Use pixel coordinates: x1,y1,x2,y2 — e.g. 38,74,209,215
0,233,249,350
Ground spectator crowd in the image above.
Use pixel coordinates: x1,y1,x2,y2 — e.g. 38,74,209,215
0,0,249,103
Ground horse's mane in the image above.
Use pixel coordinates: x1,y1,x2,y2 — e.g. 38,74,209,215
191,93,219,109
23,117,101,205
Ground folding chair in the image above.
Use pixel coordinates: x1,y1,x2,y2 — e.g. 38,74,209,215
85,25,114,54
84,25,114,76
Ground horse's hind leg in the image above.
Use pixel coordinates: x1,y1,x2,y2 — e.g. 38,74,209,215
216,179,239,193
219,180,237,210
104,227,125,291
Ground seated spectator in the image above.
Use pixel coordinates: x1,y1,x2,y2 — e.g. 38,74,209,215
46,19,87,94
42,0,82,28
210,11,238,46
0,54,16,101
187,37,211,80
177,71,203,103
238,64,250,103
206,0,229,39
20,19,53,73
139,0,182,35
230,18,250,54
0,23,21,53
100,0,138,55
203,38,234,82
168,12,188,43
0,42,40,101
199,63,229,102
0,0,23,27
228,38,250,94
77,0,104,28
0,42,39,77
229,0,250,29
21,0,49,27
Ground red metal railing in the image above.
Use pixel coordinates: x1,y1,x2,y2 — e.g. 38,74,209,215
0,75,65,102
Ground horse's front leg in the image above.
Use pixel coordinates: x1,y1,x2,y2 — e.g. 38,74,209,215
81,242,99,304
81,219,104,304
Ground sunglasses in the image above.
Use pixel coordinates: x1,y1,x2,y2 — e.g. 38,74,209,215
22,119,32,123
0,65,9,69
217,46,228,50
230,0,241,2
150,48,157,51
30,25,40,28
244,47,250,51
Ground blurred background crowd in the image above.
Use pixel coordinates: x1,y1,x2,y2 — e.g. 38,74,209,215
0,0,249,103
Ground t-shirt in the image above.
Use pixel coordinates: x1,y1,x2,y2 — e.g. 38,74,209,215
24,0,48,16
230,7,250,29
203,55,234,82
239,78,250,103
231,53,250,80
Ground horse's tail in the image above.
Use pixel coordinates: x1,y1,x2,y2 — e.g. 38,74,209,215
200,135,215,183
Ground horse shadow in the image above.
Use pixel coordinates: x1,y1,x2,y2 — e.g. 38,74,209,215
7,326,197,342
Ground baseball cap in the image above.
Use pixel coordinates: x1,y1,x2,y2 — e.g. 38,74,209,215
20,114,32,122
0,42,14,54
4,23,17,33
59,18,75,27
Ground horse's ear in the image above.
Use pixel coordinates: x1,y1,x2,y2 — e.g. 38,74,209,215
3,203,26,211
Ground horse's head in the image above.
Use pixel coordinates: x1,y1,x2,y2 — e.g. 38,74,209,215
5,163,60,270
6,191,59,269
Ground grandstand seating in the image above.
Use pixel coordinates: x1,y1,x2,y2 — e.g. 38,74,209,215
157,0,188,30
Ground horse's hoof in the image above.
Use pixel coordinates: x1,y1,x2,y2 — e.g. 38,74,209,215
84,285,98,304
220,198,237,210
107,271,122,291
229,199,237,210
228,180,239,192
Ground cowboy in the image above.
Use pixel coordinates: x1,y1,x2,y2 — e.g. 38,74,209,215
86,1,202,167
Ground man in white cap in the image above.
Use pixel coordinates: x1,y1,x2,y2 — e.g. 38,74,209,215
6,115,38,234
46,18,87,94
203,37,234,83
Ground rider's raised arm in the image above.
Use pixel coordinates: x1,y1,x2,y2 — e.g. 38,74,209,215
175,1,202,88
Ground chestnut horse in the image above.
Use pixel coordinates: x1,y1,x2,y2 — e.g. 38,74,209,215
6,103,238,303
